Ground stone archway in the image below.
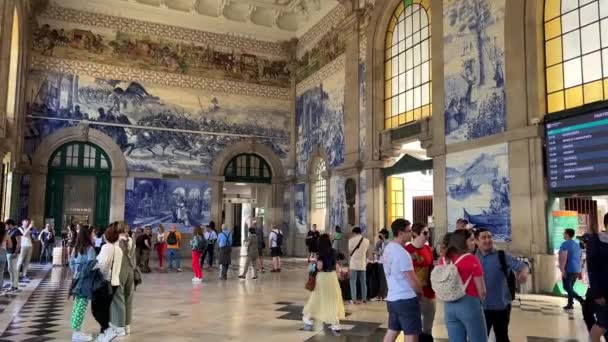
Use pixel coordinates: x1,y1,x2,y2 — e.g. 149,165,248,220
29,125,129,225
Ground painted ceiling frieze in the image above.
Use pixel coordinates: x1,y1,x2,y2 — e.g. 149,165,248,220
31,56,291,100
296,54,346,96
297,5,346,55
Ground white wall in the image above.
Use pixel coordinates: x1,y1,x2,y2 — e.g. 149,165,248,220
393,171,433,223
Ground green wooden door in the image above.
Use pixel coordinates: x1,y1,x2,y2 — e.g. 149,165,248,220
44,142,112,233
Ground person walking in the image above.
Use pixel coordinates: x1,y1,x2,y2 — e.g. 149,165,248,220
201,223,217,269
5,219,21,293
165,225,182,272
306,224,320,261
587,215,608,342
38,224,55,264
69,225,96,341
138,226,152,273
108,223,137,339
190,226,206,282
382,219,422,342
405,223,436,339
239,227,259,280
348,226,370,304
440,229,487,342
17,219,35,281
475,228,529,342
0,223,10,291
302,233,345,335
559,228,584,310
372,228,390,301
155,225,166,271
218,225,233,280
67,224,78,265
255,223,265,273
93,227,104,255
269,225,284,272
332,226,344,252
93,224,120,342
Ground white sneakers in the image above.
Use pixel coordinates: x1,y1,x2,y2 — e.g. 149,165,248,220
125,325,130,335
72,331,93,341
192,277,202,283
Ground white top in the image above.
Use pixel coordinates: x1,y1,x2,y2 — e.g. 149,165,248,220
95,236,133,286
204,230,217,242
94,237,103,248
20,227,32,247
269,229,283,248
383,241,417,301
348,236,370,271
157,232,165,243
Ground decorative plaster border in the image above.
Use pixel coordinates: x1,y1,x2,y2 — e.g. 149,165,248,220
296,54,346,96
31,56,291,100
39,6,288,58
297,5,346,55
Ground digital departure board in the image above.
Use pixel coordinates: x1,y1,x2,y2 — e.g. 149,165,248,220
546,108,608,192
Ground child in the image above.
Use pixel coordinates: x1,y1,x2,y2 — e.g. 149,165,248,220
190,226,206,282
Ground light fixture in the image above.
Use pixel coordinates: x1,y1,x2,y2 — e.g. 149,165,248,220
235,183,247,186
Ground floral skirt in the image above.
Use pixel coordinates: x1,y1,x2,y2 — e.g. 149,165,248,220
303,272,346,325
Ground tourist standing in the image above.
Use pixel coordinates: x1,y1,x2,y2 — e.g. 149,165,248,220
218,224,233,280
269,225,284,272
587,215,608,342
372,228,390,301
0,223,10,291
5,219,21,293
17,219,35,281
138,226,152,273
93,224,120,341
382,219,422,342
255,223,265,273
306,224,320,260
239,227,259,280
69,225,96,342
201,223,217,269
93,227,104,255
475,228,529,342
38,224,54,263
332,225,344,252
559,228,584,310
405,223,436,339
348,226,370,304
67,224,78,264
165,225,182,272
302,233,345,334
109,223,136,339
155,225,166,270
190,226,205,282
440,229,487,342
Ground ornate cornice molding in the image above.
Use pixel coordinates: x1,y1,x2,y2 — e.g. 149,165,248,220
39,6,289,58
295,53,346,96
31,56,291,100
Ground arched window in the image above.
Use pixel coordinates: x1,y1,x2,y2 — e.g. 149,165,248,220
313,159,327,210
224,153,272,184
545,0,608,113
384,0,432,130
49,142,111,170
6,7,19,120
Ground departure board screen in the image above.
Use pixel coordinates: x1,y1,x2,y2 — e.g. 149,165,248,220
546,109,608,192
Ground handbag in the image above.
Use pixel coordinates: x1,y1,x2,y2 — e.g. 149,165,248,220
305,272,317,292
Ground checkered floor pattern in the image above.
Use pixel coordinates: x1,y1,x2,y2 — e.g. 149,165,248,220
511,296,581,320
0,264,47,315
0,267,70,342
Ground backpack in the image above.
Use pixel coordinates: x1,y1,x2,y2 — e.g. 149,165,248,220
498,250,517,301
192,236,207,252
430,253,472,302
167,231,177,245
274,230,284,247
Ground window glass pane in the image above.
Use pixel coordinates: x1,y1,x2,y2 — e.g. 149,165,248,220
406,90,414,111
581,2,600,26
562,9,580,33
581,22,601,54
564,57,583,87
563,30,582,59
562,0,579,14
583,51,603,82
100,157,108,169
399,52,406,74
399,93,406,113
601,0,608,18
603,48,608,77
398,73,406,94
421,83,430,105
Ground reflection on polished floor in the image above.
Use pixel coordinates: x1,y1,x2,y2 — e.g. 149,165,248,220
0,258,593,342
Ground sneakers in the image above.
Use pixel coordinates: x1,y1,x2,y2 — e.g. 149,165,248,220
176,268,183,272
20,276,30,282
72,331,93,341
125,325,130,335
192,277,202,283
563,305,574,311
329,324,342,336
238,275,246,279
302,316,314,326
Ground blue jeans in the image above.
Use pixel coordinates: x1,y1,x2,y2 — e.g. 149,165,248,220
563,272,584,307
445,295,488,342
349,270,367,301
167,249,180,269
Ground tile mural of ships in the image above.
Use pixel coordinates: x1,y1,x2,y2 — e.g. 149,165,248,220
447,143,511,242
443,0,506,144
25,71,290,174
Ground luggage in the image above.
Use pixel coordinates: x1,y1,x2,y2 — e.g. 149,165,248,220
52,247,65,266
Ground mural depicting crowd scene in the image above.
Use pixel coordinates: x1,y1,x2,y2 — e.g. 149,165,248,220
25,70,290,174
443,0,506,144
296,27,345,83
295,68,345,177
330,176,346,232
359,171,367,234
295,183,307,234
32,22,291,88
125,178,211,232
359,62,367,161
446,143,511,242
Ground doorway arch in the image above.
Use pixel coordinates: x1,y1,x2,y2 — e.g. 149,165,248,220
29,126,128,229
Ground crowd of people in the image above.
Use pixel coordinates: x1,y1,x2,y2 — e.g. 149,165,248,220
300,217,608,342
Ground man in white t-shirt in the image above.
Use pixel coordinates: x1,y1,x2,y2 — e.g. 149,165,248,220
17,219,35,281
382,218,422,342
348,226,370,304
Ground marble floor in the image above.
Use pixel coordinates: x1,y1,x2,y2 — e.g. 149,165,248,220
0,257,595,341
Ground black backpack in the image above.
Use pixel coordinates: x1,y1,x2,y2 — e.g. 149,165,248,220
498,250,516,300
167,231,177,245
274,230,284,247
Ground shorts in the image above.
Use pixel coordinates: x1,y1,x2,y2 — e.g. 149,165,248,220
270,247,282,257
387,298,422,335
596,303,608,329
258,248,264,256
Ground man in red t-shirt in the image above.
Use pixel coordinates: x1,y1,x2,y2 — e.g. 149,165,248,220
405,223,436,338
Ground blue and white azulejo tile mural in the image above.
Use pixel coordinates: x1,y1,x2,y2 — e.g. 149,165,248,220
443,0,506,144
125,178,211,233
295,67,345,177
295,183,308,234
25,71,290,174
446,143,511,242
359,62,367,162
330,176,346,232
359,171,368,234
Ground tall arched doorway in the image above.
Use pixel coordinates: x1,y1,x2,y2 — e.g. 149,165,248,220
45,142,112,230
